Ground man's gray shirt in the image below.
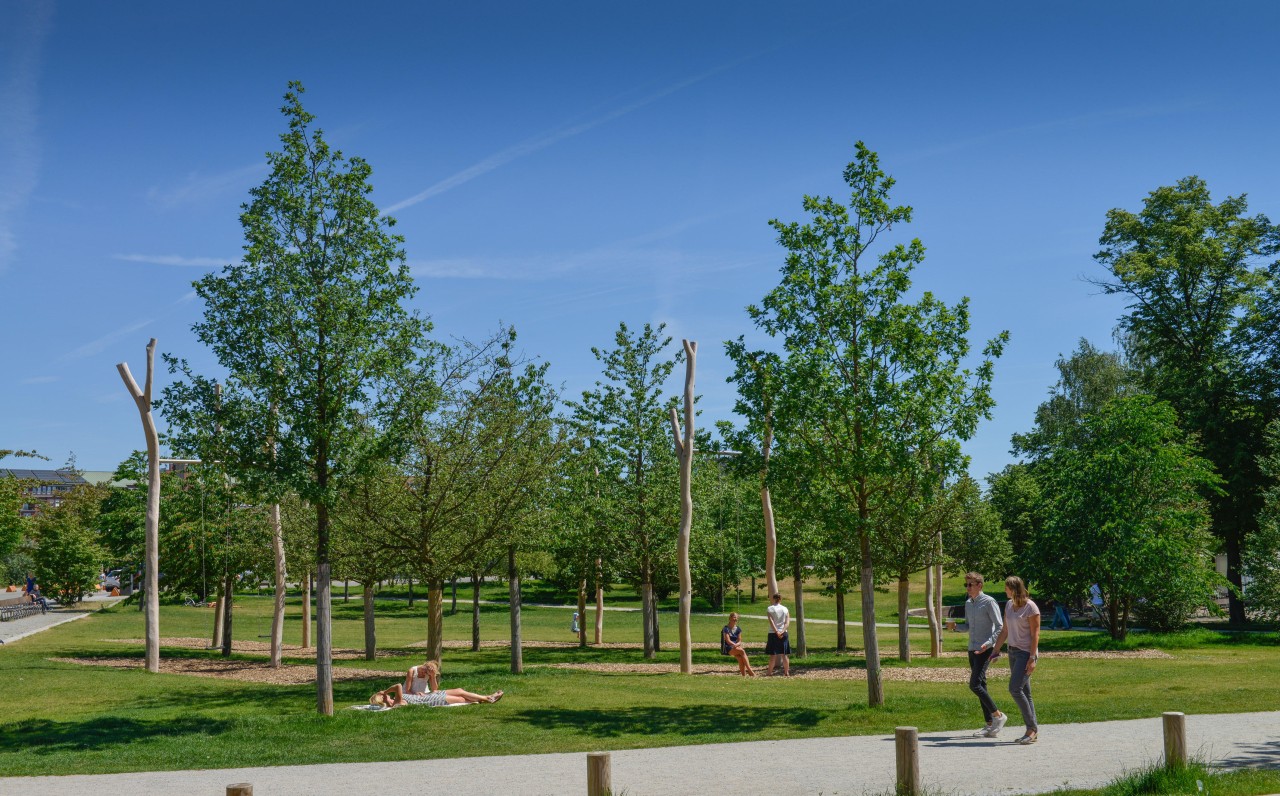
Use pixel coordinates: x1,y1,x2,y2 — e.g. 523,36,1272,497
965,592,1003,652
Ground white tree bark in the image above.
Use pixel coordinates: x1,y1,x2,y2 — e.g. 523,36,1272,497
117,338,161,673
270,502,286,667
761,412,779,598
668,339,696,675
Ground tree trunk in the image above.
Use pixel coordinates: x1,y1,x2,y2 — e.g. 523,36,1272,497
362,582,376,661
751,576,756,603
861,532,884,707
427,577,444,662
1227,531,1246,624
641,571,656,659
932,537,944,657
761,411,779,597
897,573,911,662
116,339,161,674
407,576,414,608
471,571,482,652
302,570,312,649
343,579,349,603
270,502,286,669
669,340,697,675
220,573,234,657
316,558,334,715
925,564,940,659
211,587,224,649
508,546,523,674
577,578,588,648
835,561,847,651
594,558,604,645
792,551,807,658
450,577,458,615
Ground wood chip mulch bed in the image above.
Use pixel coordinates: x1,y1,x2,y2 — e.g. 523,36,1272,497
107,637,394,659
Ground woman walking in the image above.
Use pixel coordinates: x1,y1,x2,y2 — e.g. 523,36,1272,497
992,576,1040,745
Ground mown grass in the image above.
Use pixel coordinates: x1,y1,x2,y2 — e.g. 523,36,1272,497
1048,760,1280,795
0,590,1277,777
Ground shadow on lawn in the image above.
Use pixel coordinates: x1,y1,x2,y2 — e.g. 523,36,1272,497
0,716,234,754
508,704,825,738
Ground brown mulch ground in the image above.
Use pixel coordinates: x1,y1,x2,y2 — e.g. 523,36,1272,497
107,637,398,660
49,656,399,685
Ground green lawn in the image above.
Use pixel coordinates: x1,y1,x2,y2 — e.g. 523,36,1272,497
1,592,1276,777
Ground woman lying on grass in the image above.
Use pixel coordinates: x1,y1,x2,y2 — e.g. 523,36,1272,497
370,660,503,708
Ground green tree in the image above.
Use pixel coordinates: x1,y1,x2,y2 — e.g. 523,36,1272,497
1011,339,1134,460
165,83,429,714
1093,177,1279,624
747,142,1006,705
0,449,44,564
570,322,682,659
32,484,106,606
939,475,1010,579
1243,419,1280,622
1029,395,1223,639
985,463,1042,571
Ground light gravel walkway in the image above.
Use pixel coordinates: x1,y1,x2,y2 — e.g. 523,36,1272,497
0,591,123,644
5,711,1277,795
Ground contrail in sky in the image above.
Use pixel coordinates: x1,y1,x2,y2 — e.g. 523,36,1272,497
381,52,767,216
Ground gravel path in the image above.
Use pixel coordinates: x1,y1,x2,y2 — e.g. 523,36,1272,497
4,710,1277,795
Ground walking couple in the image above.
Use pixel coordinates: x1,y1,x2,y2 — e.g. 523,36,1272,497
965,572,1040,746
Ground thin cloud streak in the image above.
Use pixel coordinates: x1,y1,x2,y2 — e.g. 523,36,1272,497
20,376,58,385
0,2,52,273
113,253,231,267
58,291,200,362
382,55,765,216
147,162,267,208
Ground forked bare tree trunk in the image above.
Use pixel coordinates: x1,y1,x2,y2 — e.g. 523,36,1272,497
117,338,161,673
270,501,286,668
668,339,696,674
761,413,779,598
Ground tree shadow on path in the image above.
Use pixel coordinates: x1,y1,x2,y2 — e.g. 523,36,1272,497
507,704,825,738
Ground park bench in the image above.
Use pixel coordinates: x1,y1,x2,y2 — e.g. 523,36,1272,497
0,594,47,621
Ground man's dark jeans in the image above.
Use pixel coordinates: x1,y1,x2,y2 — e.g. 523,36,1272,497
968,648,999,724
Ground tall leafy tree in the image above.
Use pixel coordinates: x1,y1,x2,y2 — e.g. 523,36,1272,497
1243,420,1280,622
571,322,682,659
749,142,1006,705
1029,395,1223,639
166,82,429,714
0,449,43,564
1093,177,1279,623
32,484,106,607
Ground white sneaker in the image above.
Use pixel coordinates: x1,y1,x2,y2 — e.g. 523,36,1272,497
989,713,1008,737
972,726,993,737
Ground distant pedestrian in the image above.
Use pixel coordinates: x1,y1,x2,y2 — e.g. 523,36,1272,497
964,572,1007,737
765,592,791,676
571,611,580,634
1048,599,1071,631
992,576,1040,745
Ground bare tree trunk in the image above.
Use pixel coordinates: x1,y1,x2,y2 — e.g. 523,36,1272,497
270,502,286,668
792,551,807,658
211,588,224,650
302,570,312,649
761,412,779,598
897,573,911,662
508,546,523,674
471,571,482,652
450,577,458,615
751,576,756,603
220,573,234,657
316,558,334,715
933,557,944,656
117,339,161,673
363,582,376,661
577,578,588,648
925,564,940,659
427,577,444,662
343,580,349,603
835,561,847,651
407,576,414,608
641,575,656,659
860,531,884,707
669,340,696,674
594,557,604,645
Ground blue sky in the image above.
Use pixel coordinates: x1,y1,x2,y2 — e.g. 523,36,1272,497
3,1,1278,480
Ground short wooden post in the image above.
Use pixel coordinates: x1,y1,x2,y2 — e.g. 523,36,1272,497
587,751,611,796
895,726,920,796
1163,711,1187,768
226,783,252,796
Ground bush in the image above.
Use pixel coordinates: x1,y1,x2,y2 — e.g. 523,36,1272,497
32,486,105,606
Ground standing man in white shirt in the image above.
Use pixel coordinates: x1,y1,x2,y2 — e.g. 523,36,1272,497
765,592,791,676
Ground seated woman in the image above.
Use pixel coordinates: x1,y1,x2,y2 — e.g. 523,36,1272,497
722,612,755,676
370,660,503,708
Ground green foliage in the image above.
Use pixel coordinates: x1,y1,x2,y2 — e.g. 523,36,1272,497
1028,395,1224,639
32,485,106,606
985,463,1043,570
939,475,1010,578
1244,419,1280,622
1094,177,1280,623
95,453,146,566
0,448,45,562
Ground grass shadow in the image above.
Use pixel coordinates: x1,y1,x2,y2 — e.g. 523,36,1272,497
0,716,235,755
508,704,825,738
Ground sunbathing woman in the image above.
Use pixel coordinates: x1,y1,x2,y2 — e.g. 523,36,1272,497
371,660,503,707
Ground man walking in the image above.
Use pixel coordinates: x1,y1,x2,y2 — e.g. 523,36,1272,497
964,572,1007,737
765,592,791,676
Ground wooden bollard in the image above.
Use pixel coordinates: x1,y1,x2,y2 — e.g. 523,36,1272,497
587,751,611,796
895,726,920,796
226,784,252,796
1163,711,1187,769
